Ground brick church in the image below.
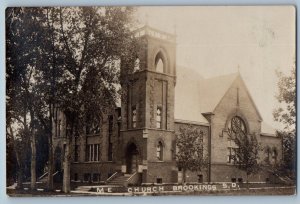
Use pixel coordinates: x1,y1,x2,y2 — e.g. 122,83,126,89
52,25,282,186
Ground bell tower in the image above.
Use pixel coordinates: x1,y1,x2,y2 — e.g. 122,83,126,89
120,25,177,184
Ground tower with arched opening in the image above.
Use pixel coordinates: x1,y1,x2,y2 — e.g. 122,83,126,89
119,25,177,184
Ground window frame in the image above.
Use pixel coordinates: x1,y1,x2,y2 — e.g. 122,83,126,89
86,144,100,162
132,105,137,128
156,141,164,161
156,106,162,129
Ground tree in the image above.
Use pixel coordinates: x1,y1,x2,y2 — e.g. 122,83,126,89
227,127,260,188
6,7,138,193
176,125,208,183
6,7,50,190
273,67,296,133
273,67,296,180
275,131,296,181
44,7,137,193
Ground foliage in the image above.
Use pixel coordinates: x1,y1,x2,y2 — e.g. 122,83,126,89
6,7,138,192
6,7,50,189
273,67,296,133
176,125,208,182
273,66,296,181
227,127,260,183
275,131,296,181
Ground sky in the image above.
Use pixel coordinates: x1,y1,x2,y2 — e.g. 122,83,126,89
135,6,295,130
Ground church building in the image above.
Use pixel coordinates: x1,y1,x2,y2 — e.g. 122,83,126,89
52,25,282,186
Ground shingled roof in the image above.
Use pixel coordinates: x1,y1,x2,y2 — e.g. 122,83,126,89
198,72,239,114
174,66,209,124
174,66,240,124
174,66,276,136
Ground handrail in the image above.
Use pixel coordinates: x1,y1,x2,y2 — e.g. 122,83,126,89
38,171,59,181
106,172,119,182
38,172,48,180
127,172,137,182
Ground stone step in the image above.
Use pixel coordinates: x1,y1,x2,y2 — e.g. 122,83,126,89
106,174,134,186
75,186,92,191
112,178,129,181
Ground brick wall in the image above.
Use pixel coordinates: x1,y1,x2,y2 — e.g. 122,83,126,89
211,76,262,164
70,162,117,182
210,164,269,183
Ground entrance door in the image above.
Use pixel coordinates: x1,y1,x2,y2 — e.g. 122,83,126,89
131,154,138,173
126,143,139,174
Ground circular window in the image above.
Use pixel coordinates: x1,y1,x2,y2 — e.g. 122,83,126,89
230,116,247,135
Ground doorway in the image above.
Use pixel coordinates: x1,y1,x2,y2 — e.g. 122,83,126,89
126,143,139,174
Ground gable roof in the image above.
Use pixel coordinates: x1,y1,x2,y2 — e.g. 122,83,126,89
174,66,240,124
198,72,239,114
174,66,209,124
175,66,265,127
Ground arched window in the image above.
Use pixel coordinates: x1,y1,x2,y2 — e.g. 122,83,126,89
227,116,247,164
156,59,164,73
156,141,163,161
132,106,137,128
155,52,165,73
230,116,247,138
133,58,140,73
156,107,162,128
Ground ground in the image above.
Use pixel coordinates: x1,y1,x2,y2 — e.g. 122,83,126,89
7,184,296,197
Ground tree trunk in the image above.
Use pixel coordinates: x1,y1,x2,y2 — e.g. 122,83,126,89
29,109,37,190
47,139,54,190
16,150,24,190
246,173,249,189
182,168,186,184
30,132,37,190
47,104,54,190
17,168,23,189
62,142,71,193
9,125,23,189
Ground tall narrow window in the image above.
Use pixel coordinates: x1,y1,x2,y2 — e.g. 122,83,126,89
74,145,79,162
86,144,100,162
227,147,238,164
132,106,137,128
155,52,165,73
58,120,61,137
156,141,163,161
271,148,277,164
156,59,164,73
74,173,78,181
117,121,121,137
108,143,113,161
265,146,271,163
156,107,162,128
108,115,113,139
133,58,140,72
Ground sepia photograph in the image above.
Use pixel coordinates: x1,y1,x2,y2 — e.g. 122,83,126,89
5,6,296,196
